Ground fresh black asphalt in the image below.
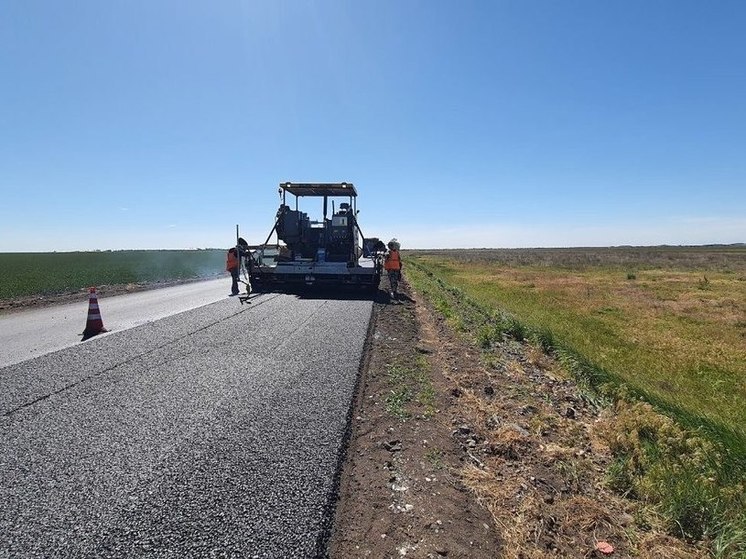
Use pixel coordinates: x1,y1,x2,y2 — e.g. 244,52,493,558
0,293,373,558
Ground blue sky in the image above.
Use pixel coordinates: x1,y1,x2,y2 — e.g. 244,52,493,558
1,1,744,251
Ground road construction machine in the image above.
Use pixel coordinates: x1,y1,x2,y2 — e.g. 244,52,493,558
245,182,384,292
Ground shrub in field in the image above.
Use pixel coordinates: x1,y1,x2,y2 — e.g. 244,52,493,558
505,317,526,341
476,324,494,349
530,327,555,352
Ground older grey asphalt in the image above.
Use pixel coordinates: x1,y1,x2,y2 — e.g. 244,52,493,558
0,278,229,368
0,293,373,558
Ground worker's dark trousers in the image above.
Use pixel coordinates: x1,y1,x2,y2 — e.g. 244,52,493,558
230,268,240,295
387,270,401,294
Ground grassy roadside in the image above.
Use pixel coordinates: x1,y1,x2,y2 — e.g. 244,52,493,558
405,255,746,558
408,249,746,434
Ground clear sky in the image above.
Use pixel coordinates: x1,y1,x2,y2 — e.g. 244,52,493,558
1,1,744,251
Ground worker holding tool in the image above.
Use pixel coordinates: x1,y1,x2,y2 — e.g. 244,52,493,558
384,238,402,302
226,246,240,296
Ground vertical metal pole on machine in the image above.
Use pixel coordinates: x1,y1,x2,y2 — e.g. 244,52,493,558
235,224,243,287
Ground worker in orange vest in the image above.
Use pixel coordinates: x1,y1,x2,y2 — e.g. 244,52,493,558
384,238,402,302
226,247,240,296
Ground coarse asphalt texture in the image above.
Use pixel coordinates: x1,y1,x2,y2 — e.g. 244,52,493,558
0,292,373,558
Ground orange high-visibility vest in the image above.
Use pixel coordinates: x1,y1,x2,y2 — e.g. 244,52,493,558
226,250,238,271
384,249,401,271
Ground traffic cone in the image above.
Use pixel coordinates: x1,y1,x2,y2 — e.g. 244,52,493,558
81,287,108,341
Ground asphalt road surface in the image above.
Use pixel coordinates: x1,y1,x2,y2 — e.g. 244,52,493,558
0,278,230,368
0,291,373,558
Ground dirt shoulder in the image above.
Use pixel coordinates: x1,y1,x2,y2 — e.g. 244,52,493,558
330,275,705,558
330,278,499,558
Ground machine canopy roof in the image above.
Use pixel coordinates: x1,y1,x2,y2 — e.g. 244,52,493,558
280,182,357,197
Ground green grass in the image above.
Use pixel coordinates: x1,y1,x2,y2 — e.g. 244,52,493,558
0,250,226,299
384,356,435,420
425,448,445,470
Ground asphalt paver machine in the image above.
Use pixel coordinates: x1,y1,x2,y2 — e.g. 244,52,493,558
247,182,384,292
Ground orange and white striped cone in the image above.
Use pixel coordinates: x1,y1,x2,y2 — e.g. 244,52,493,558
81,287,108,341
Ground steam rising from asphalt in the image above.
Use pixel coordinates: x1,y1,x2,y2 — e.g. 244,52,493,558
124,249,227,283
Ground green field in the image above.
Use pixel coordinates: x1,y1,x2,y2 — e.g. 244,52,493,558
0,250,226,300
